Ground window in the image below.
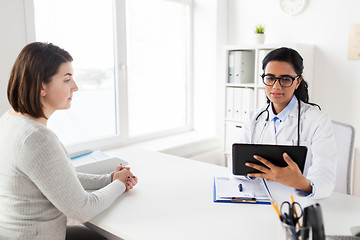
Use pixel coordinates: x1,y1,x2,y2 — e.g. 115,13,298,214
34,0,117,145
32,0,192,147
126,0,190,137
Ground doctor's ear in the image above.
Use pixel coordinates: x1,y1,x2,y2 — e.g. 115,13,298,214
295,76,303,89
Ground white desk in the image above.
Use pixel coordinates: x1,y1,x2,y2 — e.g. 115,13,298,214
86,148,360,240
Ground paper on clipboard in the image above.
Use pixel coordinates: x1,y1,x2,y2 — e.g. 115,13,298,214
214,176,271,203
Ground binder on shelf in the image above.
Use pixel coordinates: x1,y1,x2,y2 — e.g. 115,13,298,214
242,88,254,117
233,51,241,84
226,88,234,119
213,176,271,204
233,88,243,121
233,50,255,84
228,51,235,83
233,88,254,121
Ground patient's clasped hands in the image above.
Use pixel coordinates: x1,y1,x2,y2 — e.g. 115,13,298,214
111,164,138,192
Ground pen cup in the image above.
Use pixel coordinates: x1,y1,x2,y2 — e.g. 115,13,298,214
278,222,312,240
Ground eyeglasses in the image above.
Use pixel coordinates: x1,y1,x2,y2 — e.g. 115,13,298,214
261,74,300,88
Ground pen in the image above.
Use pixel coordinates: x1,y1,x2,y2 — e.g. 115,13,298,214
231,197,257,203
261,179,281,219
290,194,301,228
271,201,281,218
238,183,243,192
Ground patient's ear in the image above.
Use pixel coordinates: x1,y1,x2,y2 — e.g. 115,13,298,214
41,83,47,97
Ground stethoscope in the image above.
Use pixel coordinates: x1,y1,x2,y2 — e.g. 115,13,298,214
251,97,301,146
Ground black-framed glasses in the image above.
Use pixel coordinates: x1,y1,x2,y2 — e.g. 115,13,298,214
261,74,300,88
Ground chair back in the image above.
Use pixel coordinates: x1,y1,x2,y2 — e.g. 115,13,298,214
332,121,355,195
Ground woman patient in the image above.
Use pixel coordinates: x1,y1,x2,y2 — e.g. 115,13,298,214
0,42,138,239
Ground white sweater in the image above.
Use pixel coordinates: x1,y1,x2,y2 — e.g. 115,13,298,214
0,111,126,240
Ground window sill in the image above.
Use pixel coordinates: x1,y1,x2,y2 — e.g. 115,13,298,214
105,131,221,158
71,131,222,171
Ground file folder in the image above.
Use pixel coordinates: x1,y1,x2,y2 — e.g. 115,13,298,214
226,88,234,119
233,88,243,121
228,51,235,83
233,50,255,84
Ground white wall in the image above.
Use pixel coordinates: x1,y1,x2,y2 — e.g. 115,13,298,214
0,0,28,115
227,0,360,196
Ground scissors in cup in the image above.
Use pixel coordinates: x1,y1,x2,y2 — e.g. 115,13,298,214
280,201,303,227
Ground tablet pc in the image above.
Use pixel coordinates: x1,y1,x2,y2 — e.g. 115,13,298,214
232,143,307,176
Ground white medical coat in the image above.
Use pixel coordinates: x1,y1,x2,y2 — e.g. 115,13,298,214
240,100,337,199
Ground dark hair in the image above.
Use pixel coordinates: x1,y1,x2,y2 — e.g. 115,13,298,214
7,42,73,119
262,47,320,109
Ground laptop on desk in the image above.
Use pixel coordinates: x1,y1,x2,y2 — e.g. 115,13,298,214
327,226,360,240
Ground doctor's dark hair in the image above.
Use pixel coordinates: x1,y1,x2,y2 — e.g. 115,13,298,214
262,47,320,109
7,42,73,119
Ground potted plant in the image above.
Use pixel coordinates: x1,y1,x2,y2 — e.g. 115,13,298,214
254,25,265,44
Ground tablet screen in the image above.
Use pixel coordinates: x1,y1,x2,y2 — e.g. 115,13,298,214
232,143,307,176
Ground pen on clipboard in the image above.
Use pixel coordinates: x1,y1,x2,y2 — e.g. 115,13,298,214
231,197,257,203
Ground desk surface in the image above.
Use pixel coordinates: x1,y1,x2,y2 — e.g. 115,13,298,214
88,148,360,240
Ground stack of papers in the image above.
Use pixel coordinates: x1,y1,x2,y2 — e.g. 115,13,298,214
70,150,129,174
70,150,110,165
214,176,271,204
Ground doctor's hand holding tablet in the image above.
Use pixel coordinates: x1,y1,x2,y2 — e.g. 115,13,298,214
239,47,337,199
246,152,311,193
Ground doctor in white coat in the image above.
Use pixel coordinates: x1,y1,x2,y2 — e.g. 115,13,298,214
241,47,337,199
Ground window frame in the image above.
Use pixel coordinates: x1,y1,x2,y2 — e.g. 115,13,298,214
25,0,194,151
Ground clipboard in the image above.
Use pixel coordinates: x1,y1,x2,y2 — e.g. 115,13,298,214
213,176,271,205
232,143,307,176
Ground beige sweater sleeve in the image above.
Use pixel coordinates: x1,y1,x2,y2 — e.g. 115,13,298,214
17,127,126,223
76,172,112,190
